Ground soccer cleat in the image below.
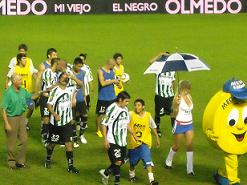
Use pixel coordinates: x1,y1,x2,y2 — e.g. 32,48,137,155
150,180,159,185
97,130,103,138
16,163,27,169
68,166,79,174
44,160,51,169
73,142,80,148
157,129,162,137
164,160,172,169
129,176,136,182
187,171,195,176
99,169,109,185
80,135,87,144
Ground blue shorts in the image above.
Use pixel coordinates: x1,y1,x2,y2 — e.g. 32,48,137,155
172,123,193,134
128,144,154,167
26,99,34,109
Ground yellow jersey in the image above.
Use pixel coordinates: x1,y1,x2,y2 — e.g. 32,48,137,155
114,64,124,95
14,63,33,92
128,111,155,149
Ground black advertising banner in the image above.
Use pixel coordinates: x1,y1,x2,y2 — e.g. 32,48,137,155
0,0,246,15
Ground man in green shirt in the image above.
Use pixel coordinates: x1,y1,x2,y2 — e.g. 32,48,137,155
1,74,40,169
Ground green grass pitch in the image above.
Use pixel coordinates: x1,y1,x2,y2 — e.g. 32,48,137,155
0,14,246,185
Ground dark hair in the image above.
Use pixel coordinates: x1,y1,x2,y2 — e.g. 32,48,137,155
134,99,145,106
113,53,123,60
51,58,60,66
74,57,83,65
18,44,28,51
16,53,26,64
79,53,87,60
117,91,130,101
47,48,57,58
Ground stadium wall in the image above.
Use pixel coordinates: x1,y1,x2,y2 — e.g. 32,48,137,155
0,0,246,15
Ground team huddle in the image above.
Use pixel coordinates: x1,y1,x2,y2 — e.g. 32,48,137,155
1,44,195,185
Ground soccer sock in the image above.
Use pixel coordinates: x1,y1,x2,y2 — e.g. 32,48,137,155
104,164,114,176
79,116,87,136
113,164,120,184
66,151,73,168
170,117,175,127
186,151,194,173
154,116,160,129
41,124,49,142
72,124,77,142
46,147,54,161
148,172,154,183
129,169,135,178
166,147,177,166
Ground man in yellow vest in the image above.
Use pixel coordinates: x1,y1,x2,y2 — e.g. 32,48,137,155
128,99,160,185
113,53,125,95
6,53,38,130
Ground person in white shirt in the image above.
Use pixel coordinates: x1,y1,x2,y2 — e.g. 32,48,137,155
165,80,194,175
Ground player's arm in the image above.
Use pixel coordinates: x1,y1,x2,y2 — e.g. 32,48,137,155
127,124,139,142
150,116,160,148
149,52,169,65
72,91,77,108
35,63,45,92
98,69,119,87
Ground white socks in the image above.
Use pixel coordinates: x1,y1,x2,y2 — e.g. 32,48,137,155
148,172,154,183
186,151,194,174
165,147,176,167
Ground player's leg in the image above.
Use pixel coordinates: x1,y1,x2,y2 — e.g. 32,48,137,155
40,96,50,145
185,129,194,175
95,100,106,138
154,95,163,137
128,148,140,182
165,133,183,168
79,101,88,144
64,123,79,174
44,123,56,169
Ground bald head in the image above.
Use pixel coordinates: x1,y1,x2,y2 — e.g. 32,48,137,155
105,58,116,70
57,59,67,72
11,74,22,89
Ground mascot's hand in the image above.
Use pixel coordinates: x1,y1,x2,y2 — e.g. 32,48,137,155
206,129,219,141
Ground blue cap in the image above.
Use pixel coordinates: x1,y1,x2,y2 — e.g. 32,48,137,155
223,79,247,100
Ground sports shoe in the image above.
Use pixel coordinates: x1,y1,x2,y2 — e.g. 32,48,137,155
16,163,27,169
99,169,109,185
157,129,162,137
165,160,172,169
97,130,103,138
80,135,87,144
129,176,136,182
187,171,195,176
68,166,79,174
73,142,80,148
44,160,51,169
150,180,159,185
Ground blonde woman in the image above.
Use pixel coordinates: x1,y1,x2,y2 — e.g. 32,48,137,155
165,80,194,175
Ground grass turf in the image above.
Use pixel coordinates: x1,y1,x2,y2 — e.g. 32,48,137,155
0,14,246,185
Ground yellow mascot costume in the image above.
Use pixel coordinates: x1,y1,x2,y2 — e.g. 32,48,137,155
203,79,247,185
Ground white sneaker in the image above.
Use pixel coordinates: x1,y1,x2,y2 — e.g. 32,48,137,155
99,169,109,185
165,160,172,168
73,142,80,148
80,135,87,144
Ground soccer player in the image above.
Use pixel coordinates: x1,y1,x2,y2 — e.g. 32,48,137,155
96,58,120,137
40,58,59,145
99,91,137,185
8,43,35,71
165,80,194,175
113,53,124,95
79,53,93,110
128,99,160,185
149,52,176,137
6,53,38,130
44,72,79,174
35,48,58,92
72,57,88,144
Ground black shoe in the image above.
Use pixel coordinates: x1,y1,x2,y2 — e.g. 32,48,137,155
16,163,27,169
187,172,195,176
150,180,159,185
44,160,51,169
157,129,162,137
129,176,136,182
68,166,79,174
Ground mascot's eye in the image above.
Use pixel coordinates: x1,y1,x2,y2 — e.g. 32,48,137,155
227,109,239,127
242,107,247,124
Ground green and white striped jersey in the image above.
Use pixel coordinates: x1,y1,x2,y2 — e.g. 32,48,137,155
47,86,75,126
41,68,57,91
155,72,175,98
81,64,93,96
102,102,130,147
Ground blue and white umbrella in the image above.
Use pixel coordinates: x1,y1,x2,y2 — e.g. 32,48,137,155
144,53,210,74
